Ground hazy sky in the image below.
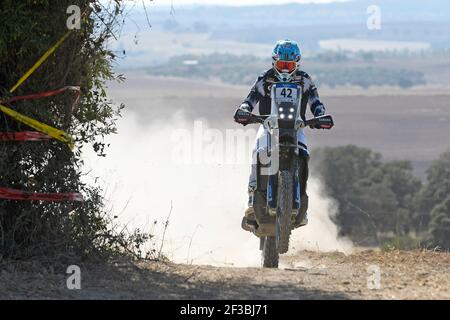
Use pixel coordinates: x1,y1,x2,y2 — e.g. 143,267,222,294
149,0,348,6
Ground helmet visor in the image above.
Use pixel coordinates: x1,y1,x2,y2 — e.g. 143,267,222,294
275,60,297,73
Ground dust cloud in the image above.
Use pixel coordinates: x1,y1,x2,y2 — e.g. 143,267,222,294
83,110,352,267
288,178,353,254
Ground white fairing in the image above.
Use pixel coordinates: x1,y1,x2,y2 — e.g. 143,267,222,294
248,125,307,187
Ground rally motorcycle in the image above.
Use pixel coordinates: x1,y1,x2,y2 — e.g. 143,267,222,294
235,82,334,268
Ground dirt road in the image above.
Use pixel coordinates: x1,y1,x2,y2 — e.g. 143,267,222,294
1,249,448,299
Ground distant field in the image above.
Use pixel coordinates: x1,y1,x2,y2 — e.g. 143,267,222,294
115,30,273,68
318,39,430,52
108,73,450,177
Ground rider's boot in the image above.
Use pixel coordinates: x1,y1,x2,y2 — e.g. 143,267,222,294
241,183,257,231
294,154,310,228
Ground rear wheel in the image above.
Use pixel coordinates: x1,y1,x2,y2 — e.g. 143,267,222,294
261,236,279,268
276,170,293,254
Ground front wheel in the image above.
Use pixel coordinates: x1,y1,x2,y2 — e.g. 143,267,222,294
261,236,279,268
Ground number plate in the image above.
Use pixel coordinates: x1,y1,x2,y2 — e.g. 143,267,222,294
274,83,299,103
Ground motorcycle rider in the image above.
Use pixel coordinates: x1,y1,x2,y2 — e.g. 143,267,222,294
234,39,326,231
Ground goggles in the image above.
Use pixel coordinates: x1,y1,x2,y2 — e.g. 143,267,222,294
274,60,297,73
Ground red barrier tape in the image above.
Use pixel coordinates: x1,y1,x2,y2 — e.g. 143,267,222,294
2,86,80,112
0,187,83,202
0,131,51,141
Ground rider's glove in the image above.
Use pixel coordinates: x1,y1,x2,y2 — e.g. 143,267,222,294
311,105,326,129
234,103,252,126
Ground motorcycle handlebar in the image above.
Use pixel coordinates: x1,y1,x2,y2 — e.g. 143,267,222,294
243,112,334,129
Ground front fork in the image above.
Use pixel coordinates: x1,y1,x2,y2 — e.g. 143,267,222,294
266,149,301,216
253,131,303,224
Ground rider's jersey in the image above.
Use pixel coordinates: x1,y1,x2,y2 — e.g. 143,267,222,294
243,68,325,121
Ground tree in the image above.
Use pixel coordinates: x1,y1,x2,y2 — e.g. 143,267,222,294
312,146,422,244
0,1,130,260
311,145,383,244
415,150,450,232
369,161,422,234
428,195,450,250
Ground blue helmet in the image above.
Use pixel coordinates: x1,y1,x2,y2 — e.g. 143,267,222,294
272,39,302,81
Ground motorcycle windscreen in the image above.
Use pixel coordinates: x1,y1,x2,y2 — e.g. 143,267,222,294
271,83,301,129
